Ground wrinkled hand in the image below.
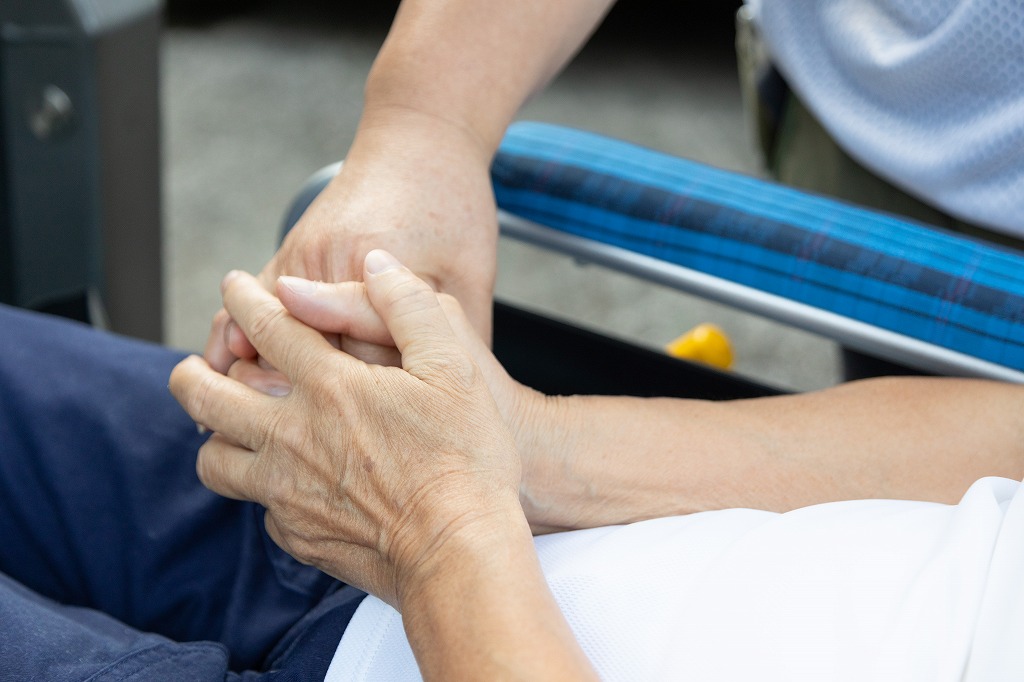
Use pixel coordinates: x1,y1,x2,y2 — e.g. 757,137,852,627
272,274,532,438
270,274,579,535
204,117,499,374
171,251,522,608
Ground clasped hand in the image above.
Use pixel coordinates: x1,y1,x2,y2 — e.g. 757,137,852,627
169,250,522,609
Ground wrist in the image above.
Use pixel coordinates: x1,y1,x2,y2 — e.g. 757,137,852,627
363,27,514,159
396,496,596,680
515,394,587,534
395,494,532,611
355,97,497,169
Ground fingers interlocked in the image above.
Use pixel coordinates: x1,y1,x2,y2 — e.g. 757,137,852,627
171,268,346,505
169,251,522,604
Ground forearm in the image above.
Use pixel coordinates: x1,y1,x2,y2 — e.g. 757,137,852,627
522,377,1024,531
399,502,596,681
275,2,615,339
362,0,615,157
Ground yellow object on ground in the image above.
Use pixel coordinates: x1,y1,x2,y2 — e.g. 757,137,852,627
665,323,734,370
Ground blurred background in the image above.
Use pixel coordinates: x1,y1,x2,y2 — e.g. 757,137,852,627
162,0,839,391
0,0,838,391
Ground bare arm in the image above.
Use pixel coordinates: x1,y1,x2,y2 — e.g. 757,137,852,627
399,506,597,681
175,255,596,680
177,265,1024,679
521,379,1024,532
278,277,1024,532
363,0,615,154
205,0,616,371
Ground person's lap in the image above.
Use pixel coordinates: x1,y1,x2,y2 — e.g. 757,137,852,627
0,304,362,679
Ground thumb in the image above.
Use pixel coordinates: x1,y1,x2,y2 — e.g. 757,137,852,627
276,276,393,346
362,250,466,381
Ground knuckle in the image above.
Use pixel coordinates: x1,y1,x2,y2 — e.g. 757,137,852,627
194,438,236,495
264,511,297,556
262,470,300,516
419,349,479,392
278,414,311,453
442,354,481,391
194,444,217,489
386,278,439,316
246,404,284,454
289,348,331,389
246,300,289,348
185,371,218,422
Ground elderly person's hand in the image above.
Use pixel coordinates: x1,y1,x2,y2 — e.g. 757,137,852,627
266,272,590,536
202,118,499,375
170,250,520,609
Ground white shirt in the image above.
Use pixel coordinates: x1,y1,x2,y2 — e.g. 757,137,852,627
326,476,1024,680
750,0,1024,238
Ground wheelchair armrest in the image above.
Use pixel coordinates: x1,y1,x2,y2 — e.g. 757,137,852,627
493,122,1024,382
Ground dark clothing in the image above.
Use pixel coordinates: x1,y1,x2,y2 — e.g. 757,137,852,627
0,304,363,680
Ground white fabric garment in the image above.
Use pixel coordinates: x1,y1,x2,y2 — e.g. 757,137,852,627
325,477,1024,681
748,0,1024,237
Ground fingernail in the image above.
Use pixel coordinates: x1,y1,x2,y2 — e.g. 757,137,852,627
279,275,317,294
223,318,237,347
265,383,292,397
221,270,242,294
196,423,209,435
364,249,402,275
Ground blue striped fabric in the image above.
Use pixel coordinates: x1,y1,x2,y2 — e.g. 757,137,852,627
492,122,1024,372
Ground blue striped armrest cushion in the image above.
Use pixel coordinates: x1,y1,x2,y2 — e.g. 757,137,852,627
492,122,1024,374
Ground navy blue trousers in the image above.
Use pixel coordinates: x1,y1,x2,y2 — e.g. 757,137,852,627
0,305,365,680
